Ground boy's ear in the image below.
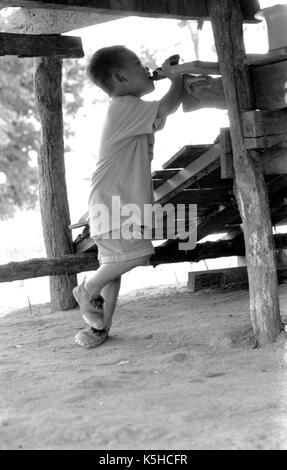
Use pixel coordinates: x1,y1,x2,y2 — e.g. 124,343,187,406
113,71,127,83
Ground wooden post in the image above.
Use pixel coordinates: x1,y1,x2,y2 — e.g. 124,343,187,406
207,0,281,345
34,57,77,312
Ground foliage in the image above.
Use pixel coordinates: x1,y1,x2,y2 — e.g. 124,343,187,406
0,53,39,219
0,14,88,219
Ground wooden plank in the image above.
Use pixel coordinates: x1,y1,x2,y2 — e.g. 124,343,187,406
35,56,77,312
197,204,241,240
208,0,281,345
242,109,287,137
152,169,179,180
246,48,287,66
250,60,287,110
187,169,234,189
221,146,287,178
155,61,220,79
0,32,84,58
220,128,233,178
2,1,260,21
6,7,123,34
182,76,226,112
154,143,221,205
245,134,287,149
169,188,232,205
262,147,287,175
163,144,211,169
152,169,180,189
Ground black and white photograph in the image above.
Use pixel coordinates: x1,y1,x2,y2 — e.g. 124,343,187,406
0,0,287,452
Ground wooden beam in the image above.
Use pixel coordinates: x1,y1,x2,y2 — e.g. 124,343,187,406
244,134,287,149
35,57,77,311
154,143,221,205
1,1,260,21
169,188,232,206
246,48,287,66
220,127,233,179
0,253,99,282
182,75,226,112
155,61,220,80
6,7,123,34
242,110,287,138
208,0,281,346
262,147,287,175
163,145,211,170
0,32,84,58
250,60,287,110
222,147,287,177
9,233,287,283
197,204,240,240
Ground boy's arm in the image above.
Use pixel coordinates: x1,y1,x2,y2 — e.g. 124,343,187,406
157,59,183,120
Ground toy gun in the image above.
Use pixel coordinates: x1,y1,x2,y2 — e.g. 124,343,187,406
150,54,219,82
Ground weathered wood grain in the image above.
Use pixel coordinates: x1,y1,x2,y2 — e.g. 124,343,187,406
208,0,281,345
242,109,287,137
220,128,233,179
251,60,287,110
0,32,84,58
6,7,123,34
154,144,221,205
6,232,287,283
1,0,260,21
35,57,77,311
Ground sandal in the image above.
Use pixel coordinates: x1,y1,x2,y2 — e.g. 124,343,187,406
74,327,109,349
73,278,105,329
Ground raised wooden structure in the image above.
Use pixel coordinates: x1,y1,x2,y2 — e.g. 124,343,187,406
1,0,287,345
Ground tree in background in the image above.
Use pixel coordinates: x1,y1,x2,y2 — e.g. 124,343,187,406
0,54,39,219
0,7,87,219
177,20,204,60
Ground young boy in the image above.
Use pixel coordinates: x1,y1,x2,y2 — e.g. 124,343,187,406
73,45,183,348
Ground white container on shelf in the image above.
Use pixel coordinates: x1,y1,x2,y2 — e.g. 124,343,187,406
256,4,287,51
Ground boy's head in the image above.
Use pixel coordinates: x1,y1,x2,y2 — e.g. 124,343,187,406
87,46,155,97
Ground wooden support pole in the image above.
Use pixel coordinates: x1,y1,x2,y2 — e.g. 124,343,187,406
34,56,77,312
207,0,281,345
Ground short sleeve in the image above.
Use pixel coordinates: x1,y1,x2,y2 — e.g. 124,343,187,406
110,96,163,138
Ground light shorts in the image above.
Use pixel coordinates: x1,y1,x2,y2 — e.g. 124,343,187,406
93,227,155,264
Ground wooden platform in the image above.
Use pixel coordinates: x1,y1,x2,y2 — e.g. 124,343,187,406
72,135,287,255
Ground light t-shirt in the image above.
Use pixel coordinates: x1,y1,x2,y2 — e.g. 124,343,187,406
89,95,165,237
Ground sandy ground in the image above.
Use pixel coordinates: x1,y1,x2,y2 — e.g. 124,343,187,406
1,282,287,450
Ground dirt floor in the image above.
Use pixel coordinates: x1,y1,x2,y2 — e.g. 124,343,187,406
1,282,287,450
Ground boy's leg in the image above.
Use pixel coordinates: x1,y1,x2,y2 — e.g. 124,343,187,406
75,255,149,330
101,276,121,330
85,255,149,299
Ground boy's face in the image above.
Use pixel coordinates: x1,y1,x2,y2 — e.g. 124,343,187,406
116,50,155,97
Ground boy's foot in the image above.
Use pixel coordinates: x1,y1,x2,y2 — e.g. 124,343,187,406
73,280,105,330
74,327,109,349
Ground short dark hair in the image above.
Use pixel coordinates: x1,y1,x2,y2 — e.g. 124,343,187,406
87,45,130,94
